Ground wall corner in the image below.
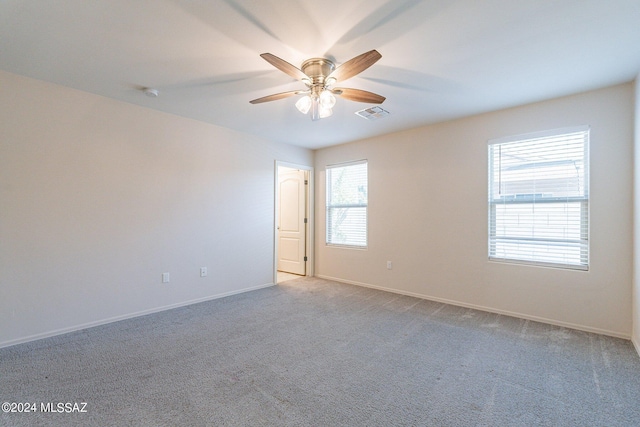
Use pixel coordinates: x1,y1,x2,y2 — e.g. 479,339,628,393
633,73,640,358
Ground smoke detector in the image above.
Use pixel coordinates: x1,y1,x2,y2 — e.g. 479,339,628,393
142,87,159,97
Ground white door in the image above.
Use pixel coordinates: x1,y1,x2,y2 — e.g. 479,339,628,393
278,168,306,275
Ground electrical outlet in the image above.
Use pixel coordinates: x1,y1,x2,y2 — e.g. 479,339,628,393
386,261,393,270
162,272,170,283
200,267,207,277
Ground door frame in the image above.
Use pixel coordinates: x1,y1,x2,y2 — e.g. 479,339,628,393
274,161,314,284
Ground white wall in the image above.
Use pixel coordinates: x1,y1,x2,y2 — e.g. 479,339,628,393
633,75,640,354
315,83,634,338
0,71,313,348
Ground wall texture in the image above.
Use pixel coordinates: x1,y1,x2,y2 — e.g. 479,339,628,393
315,83,634,338
0,71,313,347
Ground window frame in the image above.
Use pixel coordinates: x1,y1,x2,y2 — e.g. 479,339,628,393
325,159,368,249
487,126,590,270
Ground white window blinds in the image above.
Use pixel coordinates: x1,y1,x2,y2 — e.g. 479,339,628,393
326,160,368,247
488,126,589,270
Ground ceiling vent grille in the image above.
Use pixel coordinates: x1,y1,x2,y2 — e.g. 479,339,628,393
355,106,390,121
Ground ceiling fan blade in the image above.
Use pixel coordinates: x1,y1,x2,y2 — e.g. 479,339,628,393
249,90,304,104
327,50,382,82
332,88,385,104
260,53,309,81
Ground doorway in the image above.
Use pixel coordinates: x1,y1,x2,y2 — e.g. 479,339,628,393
275,162,313,284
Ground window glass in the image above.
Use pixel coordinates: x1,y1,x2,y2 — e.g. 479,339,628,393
488,127,589,270
326,160,368,247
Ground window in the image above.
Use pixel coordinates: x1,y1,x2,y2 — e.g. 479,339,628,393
326,160,368,247
488,126,589,270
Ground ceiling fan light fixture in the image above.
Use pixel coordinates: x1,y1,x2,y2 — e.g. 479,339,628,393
310,98,319,121
319,105,333,119
319,90,336,109
299,94,332,120
295,95,312,114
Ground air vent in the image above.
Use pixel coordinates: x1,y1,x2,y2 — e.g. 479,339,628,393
355,106,390,121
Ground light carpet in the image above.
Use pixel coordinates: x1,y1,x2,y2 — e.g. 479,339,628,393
1,276,639,426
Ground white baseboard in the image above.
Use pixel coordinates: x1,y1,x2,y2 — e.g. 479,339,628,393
0,282,275,349
316,275,631,340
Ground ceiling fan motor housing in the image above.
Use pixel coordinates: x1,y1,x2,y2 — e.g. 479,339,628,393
301,58,335,87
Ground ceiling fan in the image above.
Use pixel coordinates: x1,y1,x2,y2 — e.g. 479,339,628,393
250,50,385,121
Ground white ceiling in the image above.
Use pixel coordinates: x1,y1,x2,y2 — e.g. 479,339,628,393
2,0,640,149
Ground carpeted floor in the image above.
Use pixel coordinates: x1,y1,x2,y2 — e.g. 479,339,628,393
1,276,639,426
